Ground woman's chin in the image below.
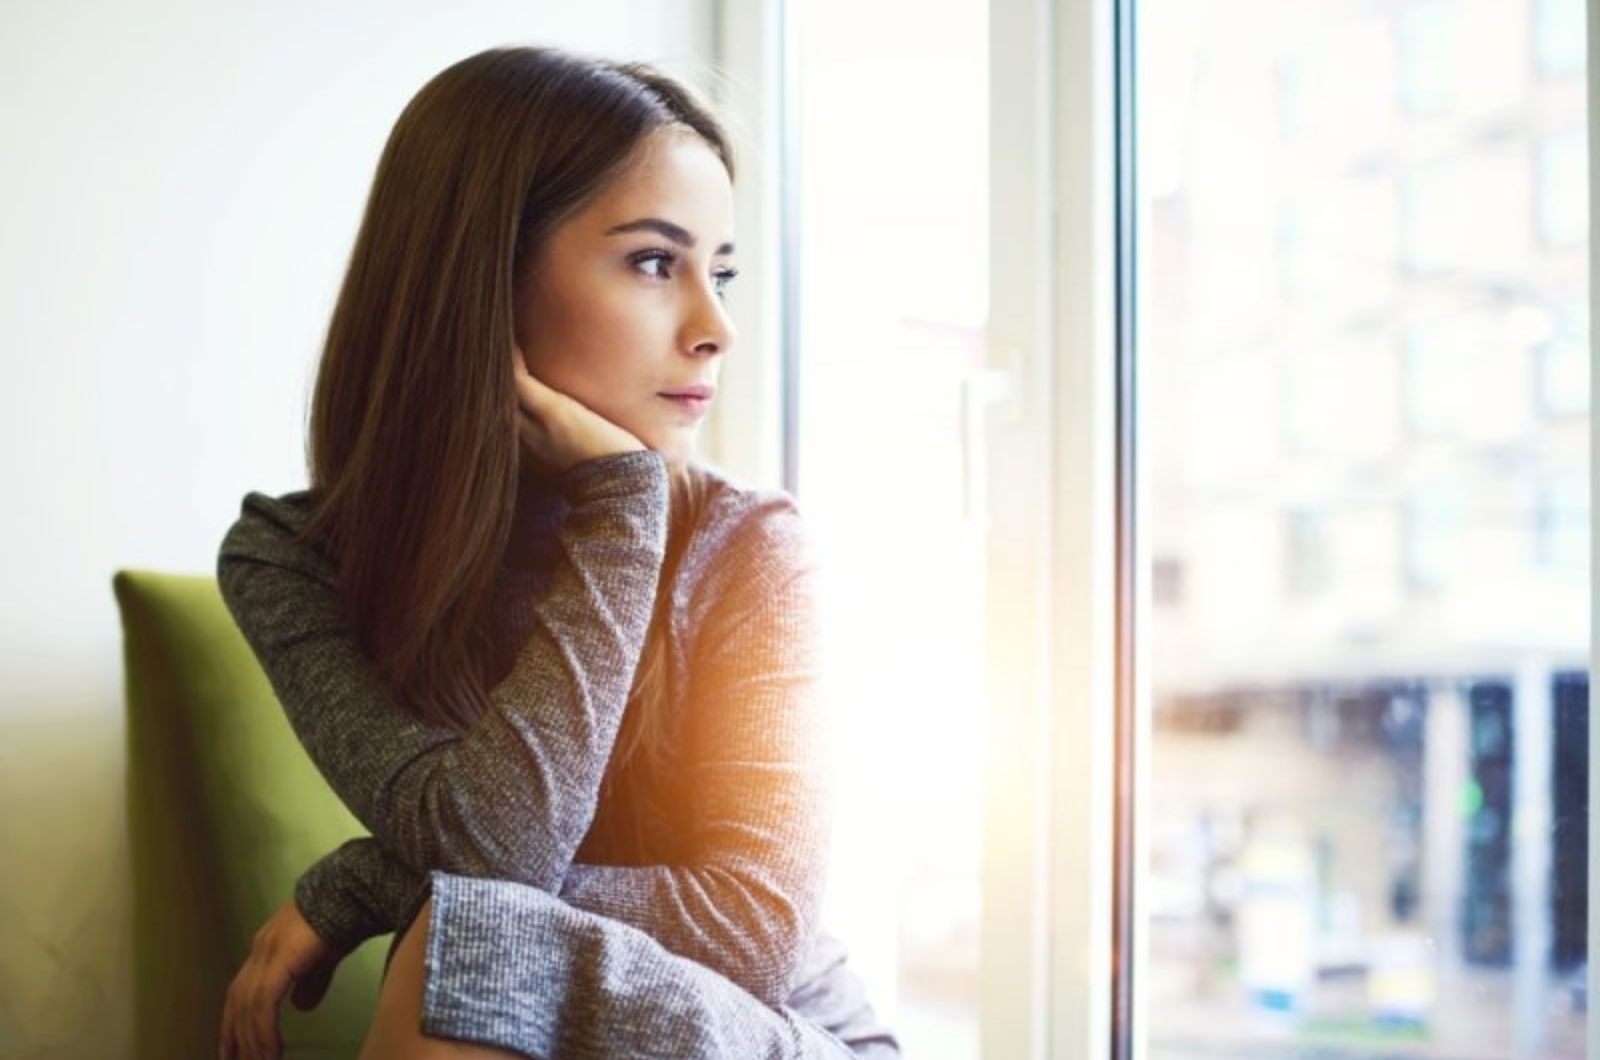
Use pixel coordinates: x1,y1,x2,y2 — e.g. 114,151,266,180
645,431,698,467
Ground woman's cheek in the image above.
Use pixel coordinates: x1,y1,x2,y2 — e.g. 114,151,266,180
536,298,617,387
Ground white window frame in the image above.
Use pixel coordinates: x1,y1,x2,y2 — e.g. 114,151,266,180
1587,4,1598,1059
987,0,1124,1057
708,0,792,491
718,0,1128,1054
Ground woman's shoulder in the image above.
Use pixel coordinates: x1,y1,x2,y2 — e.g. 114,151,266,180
218,487,333,578
680,462,817,616
688,462,812,561
236,487,317,526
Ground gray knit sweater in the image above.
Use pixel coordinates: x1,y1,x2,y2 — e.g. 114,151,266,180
216,449,900,1058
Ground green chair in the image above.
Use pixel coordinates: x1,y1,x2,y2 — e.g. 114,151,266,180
114,569,386,1060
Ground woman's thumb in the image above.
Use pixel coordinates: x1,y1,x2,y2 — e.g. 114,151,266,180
289,963,335,1010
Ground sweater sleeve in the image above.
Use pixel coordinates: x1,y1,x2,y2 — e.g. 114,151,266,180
216,449,669,916
291,838,429,952
554,495,833,1007
278,490,834,1011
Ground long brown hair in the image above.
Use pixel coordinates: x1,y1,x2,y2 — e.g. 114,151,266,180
296,46,734,843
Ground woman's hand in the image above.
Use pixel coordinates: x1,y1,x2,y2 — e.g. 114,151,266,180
513,346,647,476
219,898,349,1060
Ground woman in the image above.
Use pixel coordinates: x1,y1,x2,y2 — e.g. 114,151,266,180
213,45,900,1060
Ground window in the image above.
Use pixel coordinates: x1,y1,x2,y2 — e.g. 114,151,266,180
1537,299,1591,417
1535,473,1589,573
1138,2,1589,1056
1398,1,1457,115
1533,0,1586,77
1405,484,1467,591
790,2,989,1055
1536,130,1588,248
1401,326,1457,437
1284,508,1330,599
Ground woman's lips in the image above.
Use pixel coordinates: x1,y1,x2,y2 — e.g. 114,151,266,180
660,393,712,417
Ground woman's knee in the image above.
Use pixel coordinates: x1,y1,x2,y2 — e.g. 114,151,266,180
358,897,524,1060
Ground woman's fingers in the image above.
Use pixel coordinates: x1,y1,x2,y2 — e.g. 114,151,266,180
511,345,546,407
220,951,291,1060
225,900,345,1060
237,951,263,1060
236,975,260,1060
221,964,254,1060
252,966,291,1060
509,344,646,472
218,980,236,1059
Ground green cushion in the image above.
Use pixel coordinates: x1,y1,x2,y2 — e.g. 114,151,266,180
113,569,385,1060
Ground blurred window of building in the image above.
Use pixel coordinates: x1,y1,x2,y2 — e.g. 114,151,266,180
1138,1,1589,1056
1537,299,1591,417
1399,1,1458,114
1536,130,1588,247
1533,0,1585,77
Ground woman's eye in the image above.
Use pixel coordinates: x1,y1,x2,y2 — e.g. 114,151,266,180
633,250,674,279
632,250,739,298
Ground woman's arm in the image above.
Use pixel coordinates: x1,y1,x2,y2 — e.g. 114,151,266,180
269,492,833,1010
555,498,831,1007
291,839,429,952
216,448,669,899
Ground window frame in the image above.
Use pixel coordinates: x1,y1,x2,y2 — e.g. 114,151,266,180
987,0,1127,1057
709,0,795,491
1586,4,1598,1059
723,2,1599,1056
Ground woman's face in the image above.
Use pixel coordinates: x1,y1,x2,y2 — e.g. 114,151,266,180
514,125,737,464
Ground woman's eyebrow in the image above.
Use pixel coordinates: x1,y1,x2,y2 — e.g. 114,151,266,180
605,217,735,255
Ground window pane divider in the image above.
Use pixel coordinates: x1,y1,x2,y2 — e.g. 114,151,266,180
1585,2,1598,1057
987,0,1123,1057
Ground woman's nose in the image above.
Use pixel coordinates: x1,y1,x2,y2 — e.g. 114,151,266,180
684,284,736,356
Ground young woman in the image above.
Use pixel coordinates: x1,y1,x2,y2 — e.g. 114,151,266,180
213,45,900,1060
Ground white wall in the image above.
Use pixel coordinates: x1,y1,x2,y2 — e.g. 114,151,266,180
0,3,715,1056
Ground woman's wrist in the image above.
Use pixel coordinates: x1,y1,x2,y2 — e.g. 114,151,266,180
556,448,667,501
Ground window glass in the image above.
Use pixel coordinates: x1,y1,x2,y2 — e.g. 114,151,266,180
1138,2,1590,1057
794,2,989,1055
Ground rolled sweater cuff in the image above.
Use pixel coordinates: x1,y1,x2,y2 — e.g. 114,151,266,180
419,871,591,1054
293,858,379,954
555,449,669,504
420,869,730,1055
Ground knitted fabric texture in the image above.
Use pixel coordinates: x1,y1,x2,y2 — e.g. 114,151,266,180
216,449,900,1057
